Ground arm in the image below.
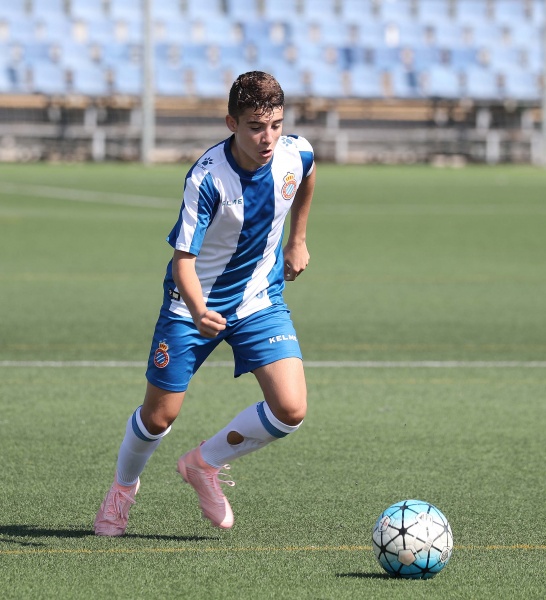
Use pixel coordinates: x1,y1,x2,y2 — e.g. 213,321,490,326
283,165,316,281
171,249,227,338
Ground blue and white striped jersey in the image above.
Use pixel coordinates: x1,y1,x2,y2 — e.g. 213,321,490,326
163,134,314,320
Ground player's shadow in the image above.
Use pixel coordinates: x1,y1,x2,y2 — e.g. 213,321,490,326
0,524,218,546
337,572,392,580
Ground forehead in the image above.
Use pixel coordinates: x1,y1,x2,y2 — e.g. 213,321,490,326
240,106,284,124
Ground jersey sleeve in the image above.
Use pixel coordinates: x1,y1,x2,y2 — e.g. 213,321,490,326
288,134,315,177
167,170,220,256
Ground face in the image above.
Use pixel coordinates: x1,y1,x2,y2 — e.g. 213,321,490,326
226,106,284,171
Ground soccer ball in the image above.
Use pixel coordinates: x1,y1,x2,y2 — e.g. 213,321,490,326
372,499,453,579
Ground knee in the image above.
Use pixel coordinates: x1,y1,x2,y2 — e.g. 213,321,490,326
269,396,307,427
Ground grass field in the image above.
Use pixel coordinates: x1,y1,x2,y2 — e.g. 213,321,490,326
1,163,545,599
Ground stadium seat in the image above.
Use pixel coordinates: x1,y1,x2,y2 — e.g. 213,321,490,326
1,0,27,19
493,0,528,24
408,46,441,70
301,0,338,22
463,65,500,100
373,45,400,70
502,68,540,101
262,0,299,20
422,65,461,98
454,0,490,22
531,0,544,25
264,61,305,97
33,16,72,42
357,20,387,47
151,0,183,21
31,0,65,19
0,66,13,92
427,20,464,47
190,16,239,45
30,60,66,94
185,0,222,19
191,64,231,97
109,0,142,23
396,21,426,46
349,65,385,98
341,0,374,20
59,41,95,70
5,16,35,43
85,17,117,44
156,18,192,43
70,0,105,21
223,0,258,20
111,62,142,95
70,63,108,95
448,47,478,69
418,0,452,22
388,66,421,98
379,0,414,22
306,64,348,98
487,46,524,71
155,63,187,96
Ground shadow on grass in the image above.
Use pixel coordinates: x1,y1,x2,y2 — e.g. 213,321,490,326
337,572,392,580
0,525,218,545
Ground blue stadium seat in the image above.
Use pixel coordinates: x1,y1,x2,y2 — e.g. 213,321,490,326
190,16,238,44
466,21,503,46
531,0,544,25
109,0,142,23
185,0,222,19
30,60,66,94
155,63,187,96
396,21,426,46
502,68,540,101
454,0,490,22
157,18,192,43
349,65,384,98
101,42,135,67
373,45,400,69
180,43,210,66
423,65,461,97
341,0,374,20
85,17,117,43
152,0,183,21
59,41,94,70
262,0,299,20
409,46,441,70
317,20,351,45
33,15,72,42
21,41,54,63
0,66,13,92
463,65,499,99
418,0,452,22
379,0,413,22
223,0,258,20
493,0,528,24
301,0,337,22
448,47,478,69
71,63,108,95
357,20,387,47
71,0,105,21
111,62,142,95
487,46,524,71
191,64,231,97
428,21,463,46
5,17,35,43
32,0,65,19
306,64,347,98
388,66,421,98
1,0,27,19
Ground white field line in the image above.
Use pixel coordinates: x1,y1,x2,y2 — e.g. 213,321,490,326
1,361,546,368
1,182,177,209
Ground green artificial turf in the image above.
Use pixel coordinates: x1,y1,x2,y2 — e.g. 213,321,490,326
1,163,545,599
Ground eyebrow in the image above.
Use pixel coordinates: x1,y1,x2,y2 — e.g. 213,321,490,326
247,118,284,126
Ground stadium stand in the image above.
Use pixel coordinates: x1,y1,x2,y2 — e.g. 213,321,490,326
0,0,543,165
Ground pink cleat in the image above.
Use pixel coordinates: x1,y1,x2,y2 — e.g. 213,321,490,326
177,444,235,529
94,477,140,536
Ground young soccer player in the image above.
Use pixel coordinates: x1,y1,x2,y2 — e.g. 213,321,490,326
94,71,316,534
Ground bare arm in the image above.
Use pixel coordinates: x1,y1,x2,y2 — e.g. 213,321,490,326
171,249,227,338
283,165,316,281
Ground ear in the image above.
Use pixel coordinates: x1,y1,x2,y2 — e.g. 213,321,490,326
225,114,238,133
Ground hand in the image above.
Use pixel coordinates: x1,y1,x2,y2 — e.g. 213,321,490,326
195,310,227,338
283,240,310,282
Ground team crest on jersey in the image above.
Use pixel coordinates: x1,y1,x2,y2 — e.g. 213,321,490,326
153,340,170,369
281,172,297,200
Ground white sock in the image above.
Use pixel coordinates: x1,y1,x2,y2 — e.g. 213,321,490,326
116,406,171,486
200,401,302,468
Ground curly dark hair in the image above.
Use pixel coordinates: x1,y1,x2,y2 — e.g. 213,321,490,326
228,71,284,120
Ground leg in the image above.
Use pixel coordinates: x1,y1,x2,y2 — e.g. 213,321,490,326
95,383,184,536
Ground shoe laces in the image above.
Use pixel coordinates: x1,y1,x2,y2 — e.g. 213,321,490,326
105,488,136,518
217,464,235,488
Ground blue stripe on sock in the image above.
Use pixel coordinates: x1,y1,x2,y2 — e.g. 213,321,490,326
256,402,288,438
131,409,154,442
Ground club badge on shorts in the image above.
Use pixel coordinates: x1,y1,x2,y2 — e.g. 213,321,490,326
154,340,170,368
281,172,297,200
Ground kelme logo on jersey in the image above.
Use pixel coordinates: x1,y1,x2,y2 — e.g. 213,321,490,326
281,172,297,200
153,340,170,369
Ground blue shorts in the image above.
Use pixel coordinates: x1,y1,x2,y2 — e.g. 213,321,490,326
145,303,302,392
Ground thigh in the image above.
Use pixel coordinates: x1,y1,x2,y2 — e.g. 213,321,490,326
253,357,307,425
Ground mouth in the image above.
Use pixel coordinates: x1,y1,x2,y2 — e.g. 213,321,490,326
259,149,273,159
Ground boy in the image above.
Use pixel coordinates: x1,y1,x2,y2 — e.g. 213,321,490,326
95,71,316,534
